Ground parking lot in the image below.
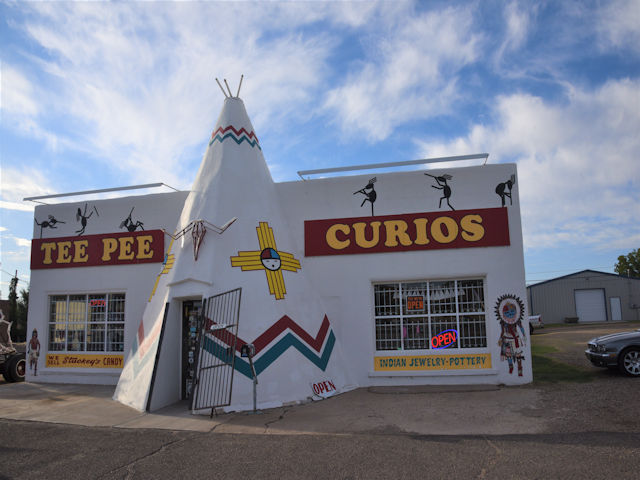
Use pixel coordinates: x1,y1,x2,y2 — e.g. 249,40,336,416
1,322,639,479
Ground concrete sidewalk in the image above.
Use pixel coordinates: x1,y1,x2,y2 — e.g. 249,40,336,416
0,381,547,435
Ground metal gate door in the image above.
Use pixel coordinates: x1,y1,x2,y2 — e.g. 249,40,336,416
191,288,241,414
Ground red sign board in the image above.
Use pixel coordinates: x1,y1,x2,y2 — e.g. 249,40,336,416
31,230,165,270
304,208,510,257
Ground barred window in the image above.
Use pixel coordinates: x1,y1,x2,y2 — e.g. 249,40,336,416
374,279,487,351
48,293,125,353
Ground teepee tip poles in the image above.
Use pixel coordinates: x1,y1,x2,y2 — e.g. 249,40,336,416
215,78,229,98
215,76,245,99
236,75,243,98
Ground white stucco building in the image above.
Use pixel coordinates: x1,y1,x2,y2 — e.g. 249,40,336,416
26,94,531,414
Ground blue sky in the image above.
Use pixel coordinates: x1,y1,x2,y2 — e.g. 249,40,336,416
1,0,639,298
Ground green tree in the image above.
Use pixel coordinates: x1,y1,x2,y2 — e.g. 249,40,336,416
8,275,18,326
8,275,28,342
16,287,29,342
615,248,640,278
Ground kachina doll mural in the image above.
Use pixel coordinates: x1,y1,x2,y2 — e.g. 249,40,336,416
28,329,41,376
495,294,526,376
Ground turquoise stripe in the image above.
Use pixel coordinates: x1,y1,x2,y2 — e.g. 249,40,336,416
208,133,262,150
201,331,336,379
131,336,159,377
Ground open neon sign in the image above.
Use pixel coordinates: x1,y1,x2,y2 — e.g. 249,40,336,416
431,329,458,349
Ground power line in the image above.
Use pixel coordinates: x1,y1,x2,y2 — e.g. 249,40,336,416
0,269,29,285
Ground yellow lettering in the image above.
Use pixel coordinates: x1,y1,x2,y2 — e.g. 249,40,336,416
384,220,412,247
326,224,351,250
102,238,118,261
353,221,381,248
460,214,485,242
56,241,72,263
431,217,459,244
40,242,57,265
136,235,154,259
73,240,89,263
118,237,135,260
413,218,430,245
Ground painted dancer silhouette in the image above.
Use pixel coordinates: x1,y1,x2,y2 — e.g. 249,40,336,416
354,177,377,216
34,215,65,238
119,207,145,232
425,173,454,210
495,175,516,207
76,204,99,235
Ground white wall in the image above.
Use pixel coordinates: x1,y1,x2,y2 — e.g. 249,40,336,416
27,191,188,384
27,163,531,396
277,163,531,386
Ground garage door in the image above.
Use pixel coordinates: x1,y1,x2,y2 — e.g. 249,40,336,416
575,289,607,323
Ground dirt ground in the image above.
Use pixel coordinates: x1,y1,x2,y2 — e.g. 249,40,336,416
531,321,640,370
527,321,640,434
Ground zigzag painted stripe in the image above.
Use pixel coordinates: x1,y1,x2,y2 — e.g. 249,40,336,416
211,125,259,141
208,125,261,150
205,314,331,355
209,133,262,150
202,330,336,379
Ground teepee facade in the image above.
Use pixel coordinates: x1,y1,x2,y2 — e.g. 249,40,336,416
114,95,353,412
26,83,531,412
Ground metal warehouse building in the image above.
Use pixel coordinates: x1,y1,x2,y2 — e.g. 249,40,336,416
527,270,640,324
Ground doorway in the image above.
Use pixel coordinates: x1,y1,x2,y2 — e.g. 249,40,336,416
610,297,622,321
181,300,202,400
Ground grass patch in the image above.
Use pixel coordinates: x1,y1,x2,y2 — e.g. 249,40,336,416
530,344,558,356
531,354,595,383
530,338,595,383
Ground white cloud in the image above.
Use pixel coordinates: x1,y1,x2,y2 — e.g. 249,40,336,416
323,5,481,141
415,78,640,250
1,166,55,208
2,235,31,249
13,237,31,248
597,0,640,54
0,63,62,149
492,1,534,68
10,2,349,187
0,65,39,116
0,201,35,213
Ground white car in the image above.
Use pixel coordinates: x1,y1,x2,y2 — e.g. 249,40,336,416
528,315,543,334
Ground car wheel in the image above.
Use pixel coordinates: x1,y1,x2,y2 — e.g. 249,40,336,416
618,347,640,377
5,355,26,382
2,362,12,382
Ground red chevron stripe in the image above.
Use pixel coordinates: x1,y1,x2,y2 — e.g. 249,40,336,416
137,322,145,348
136,317,163,358
210,125,259,142
205,314,330,354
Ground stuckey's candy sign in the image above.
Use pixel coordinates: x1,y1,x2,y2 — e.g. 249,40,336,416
304,208,509,256
46,354,124,368
31,230,164,269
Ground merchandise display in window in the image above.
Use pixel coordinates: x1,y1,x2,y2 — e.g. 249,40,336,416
374,279,487,351
48,294,125,353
